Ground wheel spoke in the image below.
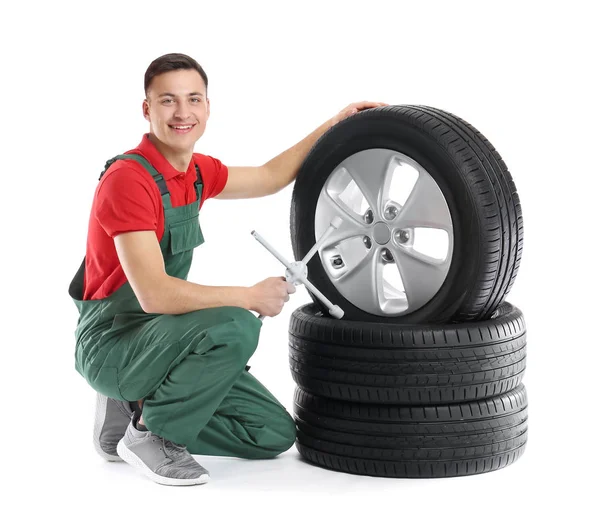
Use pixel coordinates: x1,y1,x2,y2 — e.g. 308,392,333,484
390,244,449,309
315,190,368,248
333,247,383,312
396,171,452,232
343,149,396,216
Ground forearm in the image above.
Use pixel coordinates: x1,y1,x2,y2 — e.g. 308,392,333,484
263,118,334,193
144,274,251,315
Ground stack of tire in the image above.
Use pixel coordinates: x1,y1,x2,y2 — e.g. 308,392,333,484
288,105,526,478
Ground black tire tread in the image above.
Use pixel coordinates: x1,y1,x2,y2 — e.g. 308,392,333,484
408,105,524,321
288,302,526,404
293,385,528,478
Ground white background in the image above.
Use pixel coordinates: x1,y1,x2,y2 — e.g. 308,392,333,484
2,0,598,508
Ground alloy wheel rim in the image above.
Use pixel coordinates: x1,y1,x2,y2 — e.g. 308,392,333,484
314,148,454,316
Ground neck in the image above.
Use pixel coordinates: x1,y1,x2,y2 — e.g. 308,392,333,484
148,132,192,173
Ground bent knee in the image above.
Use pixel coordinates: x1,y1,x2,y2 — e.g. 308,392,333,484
220,307,261,358
254,410,297,459
226,306,262,335
187,306,261,361
274,411,297,454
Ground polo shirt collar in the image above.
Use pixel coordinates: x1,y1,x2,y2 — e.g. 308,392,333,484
133,133,195,180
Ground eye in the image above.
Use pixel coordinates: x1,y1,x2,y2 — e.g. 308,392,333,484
191,97,202,103
161,99,173,104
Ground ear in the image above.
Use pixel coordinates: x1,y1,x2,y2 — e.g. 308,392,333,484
206,97,211,119
143,99,150,122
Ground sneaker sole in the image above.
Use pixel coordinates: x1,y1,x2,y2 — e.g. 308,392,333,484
93,393,123,462
116,439,210,486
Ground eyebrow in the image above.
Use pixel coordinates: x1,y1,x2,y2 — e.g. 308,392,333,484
158,92,204,98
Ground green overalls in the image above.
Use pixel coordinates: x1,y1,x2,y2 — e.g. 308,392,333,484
69,154,296,459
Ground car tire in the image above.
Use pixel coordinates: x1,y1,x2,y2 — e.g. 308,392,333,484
289,301,526,404
294,384,528,478
290,105,524,323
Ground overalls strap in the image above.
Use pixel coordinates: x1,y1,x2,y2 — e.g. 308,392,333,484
99,154,205,207
193,164,203,202
100,154,173,209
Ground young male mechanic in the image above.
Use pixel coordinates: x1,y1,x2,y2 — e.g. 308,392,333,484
69,52,385,486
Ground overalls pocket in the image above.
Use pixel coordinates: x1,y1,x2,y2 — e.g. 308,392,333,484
108,312,160,334
169,217,205,254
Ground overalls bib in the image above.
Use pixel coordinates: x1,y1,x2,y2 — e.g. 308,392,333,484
69,154,296,459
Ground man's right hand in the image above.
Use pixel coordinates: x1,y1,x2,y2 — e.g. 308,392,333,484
247,277,296,317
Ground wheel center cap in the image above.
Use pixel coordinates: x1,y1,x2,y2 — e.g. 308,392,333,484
373,222,391,244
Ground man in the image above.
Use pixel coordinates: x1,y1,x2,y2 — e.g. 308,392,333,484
68,52,386,486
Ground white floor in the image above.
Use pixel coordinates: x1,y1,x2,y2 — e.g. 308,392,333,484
48,435,537,503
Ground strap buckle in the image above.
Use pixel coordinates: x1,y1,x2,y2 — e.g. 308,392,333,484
99,157,119,181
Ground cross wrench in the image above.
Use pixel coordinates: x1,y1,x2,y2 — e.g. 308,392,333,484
251,216,345,321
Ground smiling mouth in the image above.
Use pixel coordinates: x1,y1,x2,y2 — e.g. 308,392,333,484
169,124,196,133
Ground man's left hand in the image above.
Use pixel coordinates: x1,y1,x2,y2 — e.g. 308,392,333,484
330,101,389,127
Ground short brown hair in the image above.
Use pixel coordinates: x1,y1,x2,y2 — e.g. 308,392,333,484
144,53,208,96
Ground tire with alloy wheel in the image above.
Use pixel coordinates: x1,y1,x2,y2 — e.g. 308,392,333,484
289,301,526,404
294,384,528,478
290,105,523,324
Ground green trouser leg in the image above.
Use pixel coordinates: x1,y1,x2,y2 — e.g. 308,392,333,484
187,370,297,459
80,306,296,460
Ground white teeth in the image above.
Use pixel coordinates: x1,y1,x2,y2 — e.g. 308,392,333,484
172,125,193,130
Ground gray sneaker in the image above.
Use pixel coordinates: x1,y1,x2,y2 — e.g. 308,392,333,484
116,420,210,486
93,392,134,461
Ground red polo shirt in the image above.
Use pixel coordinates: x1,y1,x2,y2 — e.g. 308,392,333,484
83,134,228,301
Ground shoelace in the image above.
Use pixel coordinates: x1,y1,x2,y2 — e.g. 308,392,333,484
151,435,188,462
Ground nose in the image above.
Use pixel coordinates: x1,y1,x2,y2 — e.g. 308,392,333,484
174,101,192,120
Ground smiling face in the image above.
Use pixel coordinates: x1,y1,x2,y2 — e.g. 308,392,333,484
143,69,210,153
